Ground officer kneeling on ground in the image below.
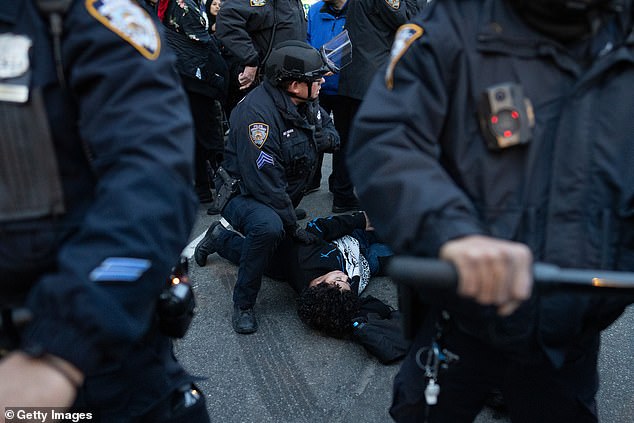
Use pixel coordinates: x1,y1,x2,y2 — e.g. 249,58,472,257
198,40,341,334
0,1,209,421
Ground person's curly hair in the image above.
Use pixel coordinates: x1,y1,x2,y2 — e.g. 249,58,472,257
297,282,361,338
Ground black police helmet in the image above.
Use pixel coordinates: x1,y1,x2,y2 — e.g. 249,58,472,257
265,41,329,86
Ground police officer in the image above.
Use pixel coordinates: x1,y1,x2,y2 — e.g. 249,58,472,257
196,40,339,334
347,0,634,421
0,1,209,421
333,0,418,213
215,0,307,112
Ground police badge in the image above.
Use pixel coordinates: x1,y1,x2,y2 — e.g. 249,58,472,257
0,34,32,103
249,122,270,148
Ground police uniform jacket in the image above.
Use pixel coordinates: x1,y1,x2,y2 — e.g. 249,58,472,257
0,0,197,394
338,0,417,100
223,80,337,229
215,0,307,67
348,0,634,366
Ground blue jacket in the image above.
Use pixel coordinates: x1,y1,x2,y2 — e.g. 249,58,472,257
307,1,347,95
0,0,196,377
349,0,634,367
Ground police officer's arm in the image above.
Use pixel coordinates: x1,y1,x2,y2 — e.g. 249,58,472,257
18,0,197,384
375,0,419,29
347,13,531,314
235,110,298,229
215,0,262,68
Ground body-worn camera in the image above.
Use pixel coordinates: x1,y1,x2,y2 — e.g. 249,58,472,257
157,256,195,338
477,82,535,150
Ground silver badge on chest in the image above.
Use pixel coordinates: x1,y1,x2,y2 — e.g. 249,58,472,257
0,34,32,103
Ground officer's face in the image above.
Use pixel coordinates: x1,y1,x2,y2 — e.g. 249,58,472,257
309,270,351,291
288,78,325,103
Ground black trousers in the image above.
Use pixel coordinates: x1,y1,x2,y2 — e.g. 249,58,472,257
391,315,600,423
312,94,359,204
186,90,224,192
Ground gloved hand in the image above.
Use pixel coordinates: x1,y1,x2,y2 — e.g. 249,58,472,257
288,224,319,245
314,126,340,153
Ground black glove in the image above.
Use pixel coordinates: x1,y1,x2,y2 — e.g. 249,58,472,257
289,224,319,245
314,126,340,153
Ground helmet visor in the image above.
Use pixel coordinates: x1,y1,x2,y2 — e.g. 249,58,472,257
320,30,352,73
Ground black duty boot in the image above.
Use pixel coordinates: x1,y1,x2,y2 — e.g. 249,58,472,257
193,221,221,267
232,304,258,334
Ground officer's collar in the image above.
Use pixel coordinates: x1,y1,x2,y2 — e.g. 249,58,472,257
263,80,304,119
476,0,556,52
478,0,632,49
0,1,22,24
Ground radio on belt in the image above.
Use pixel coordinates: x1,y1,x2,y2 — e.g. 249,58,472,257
478,82,535,150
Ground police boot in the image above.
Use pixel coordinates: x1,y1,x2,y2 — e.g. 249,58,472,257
194,221,222,267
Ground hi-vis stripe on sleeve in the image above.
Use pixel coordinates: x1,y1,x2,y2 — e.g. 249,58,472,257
385,24,424,90
90,257,151,282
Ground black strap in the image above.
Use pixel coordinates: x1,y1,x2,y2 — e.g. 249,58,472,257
34,0,73,87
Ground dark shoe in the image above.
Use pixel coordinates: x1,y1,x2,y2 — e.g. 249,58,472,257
295,208,307,220
196,188,213,204
484,388,507,412
207,202,221,216
304,184,320,195
332,199,361,213
194,221,221,267
232,305,258,334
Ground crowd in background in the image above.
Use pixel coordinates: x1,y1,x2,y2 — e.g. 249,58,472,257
139,0,415,214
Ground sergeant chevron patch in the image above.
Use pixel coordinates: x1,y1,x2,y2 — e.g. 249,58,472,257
256,151,274,169
86,0,161,60
385,24,423,90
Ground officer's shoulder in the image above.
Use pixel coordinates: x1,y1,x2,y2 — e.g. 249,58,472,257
81,0,161,61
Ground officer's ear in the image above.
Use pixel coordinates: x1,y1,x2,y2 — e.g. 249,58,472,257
286,80,303,96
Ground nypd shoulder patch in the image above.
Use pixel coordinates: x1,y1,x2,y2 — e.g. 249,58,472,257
249,122,270,148
385,0,400,10
385,24,424,90
250,0,267,6
86,0,161,60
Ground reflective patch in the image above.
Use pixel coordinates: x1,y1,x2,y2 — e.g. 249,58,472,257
90,257,151,282
250,0,266,6
385,0,400,9
385,24,424,90
86,0,161,60
256,151,274,169
0,34,31,79
249,122,270,148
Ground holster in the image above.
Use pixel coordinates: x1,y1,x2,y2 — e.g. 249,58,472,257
213,166,240,213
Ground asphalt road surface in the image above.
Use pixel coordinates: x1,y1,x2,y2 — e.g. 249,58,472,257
175,156,634,423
